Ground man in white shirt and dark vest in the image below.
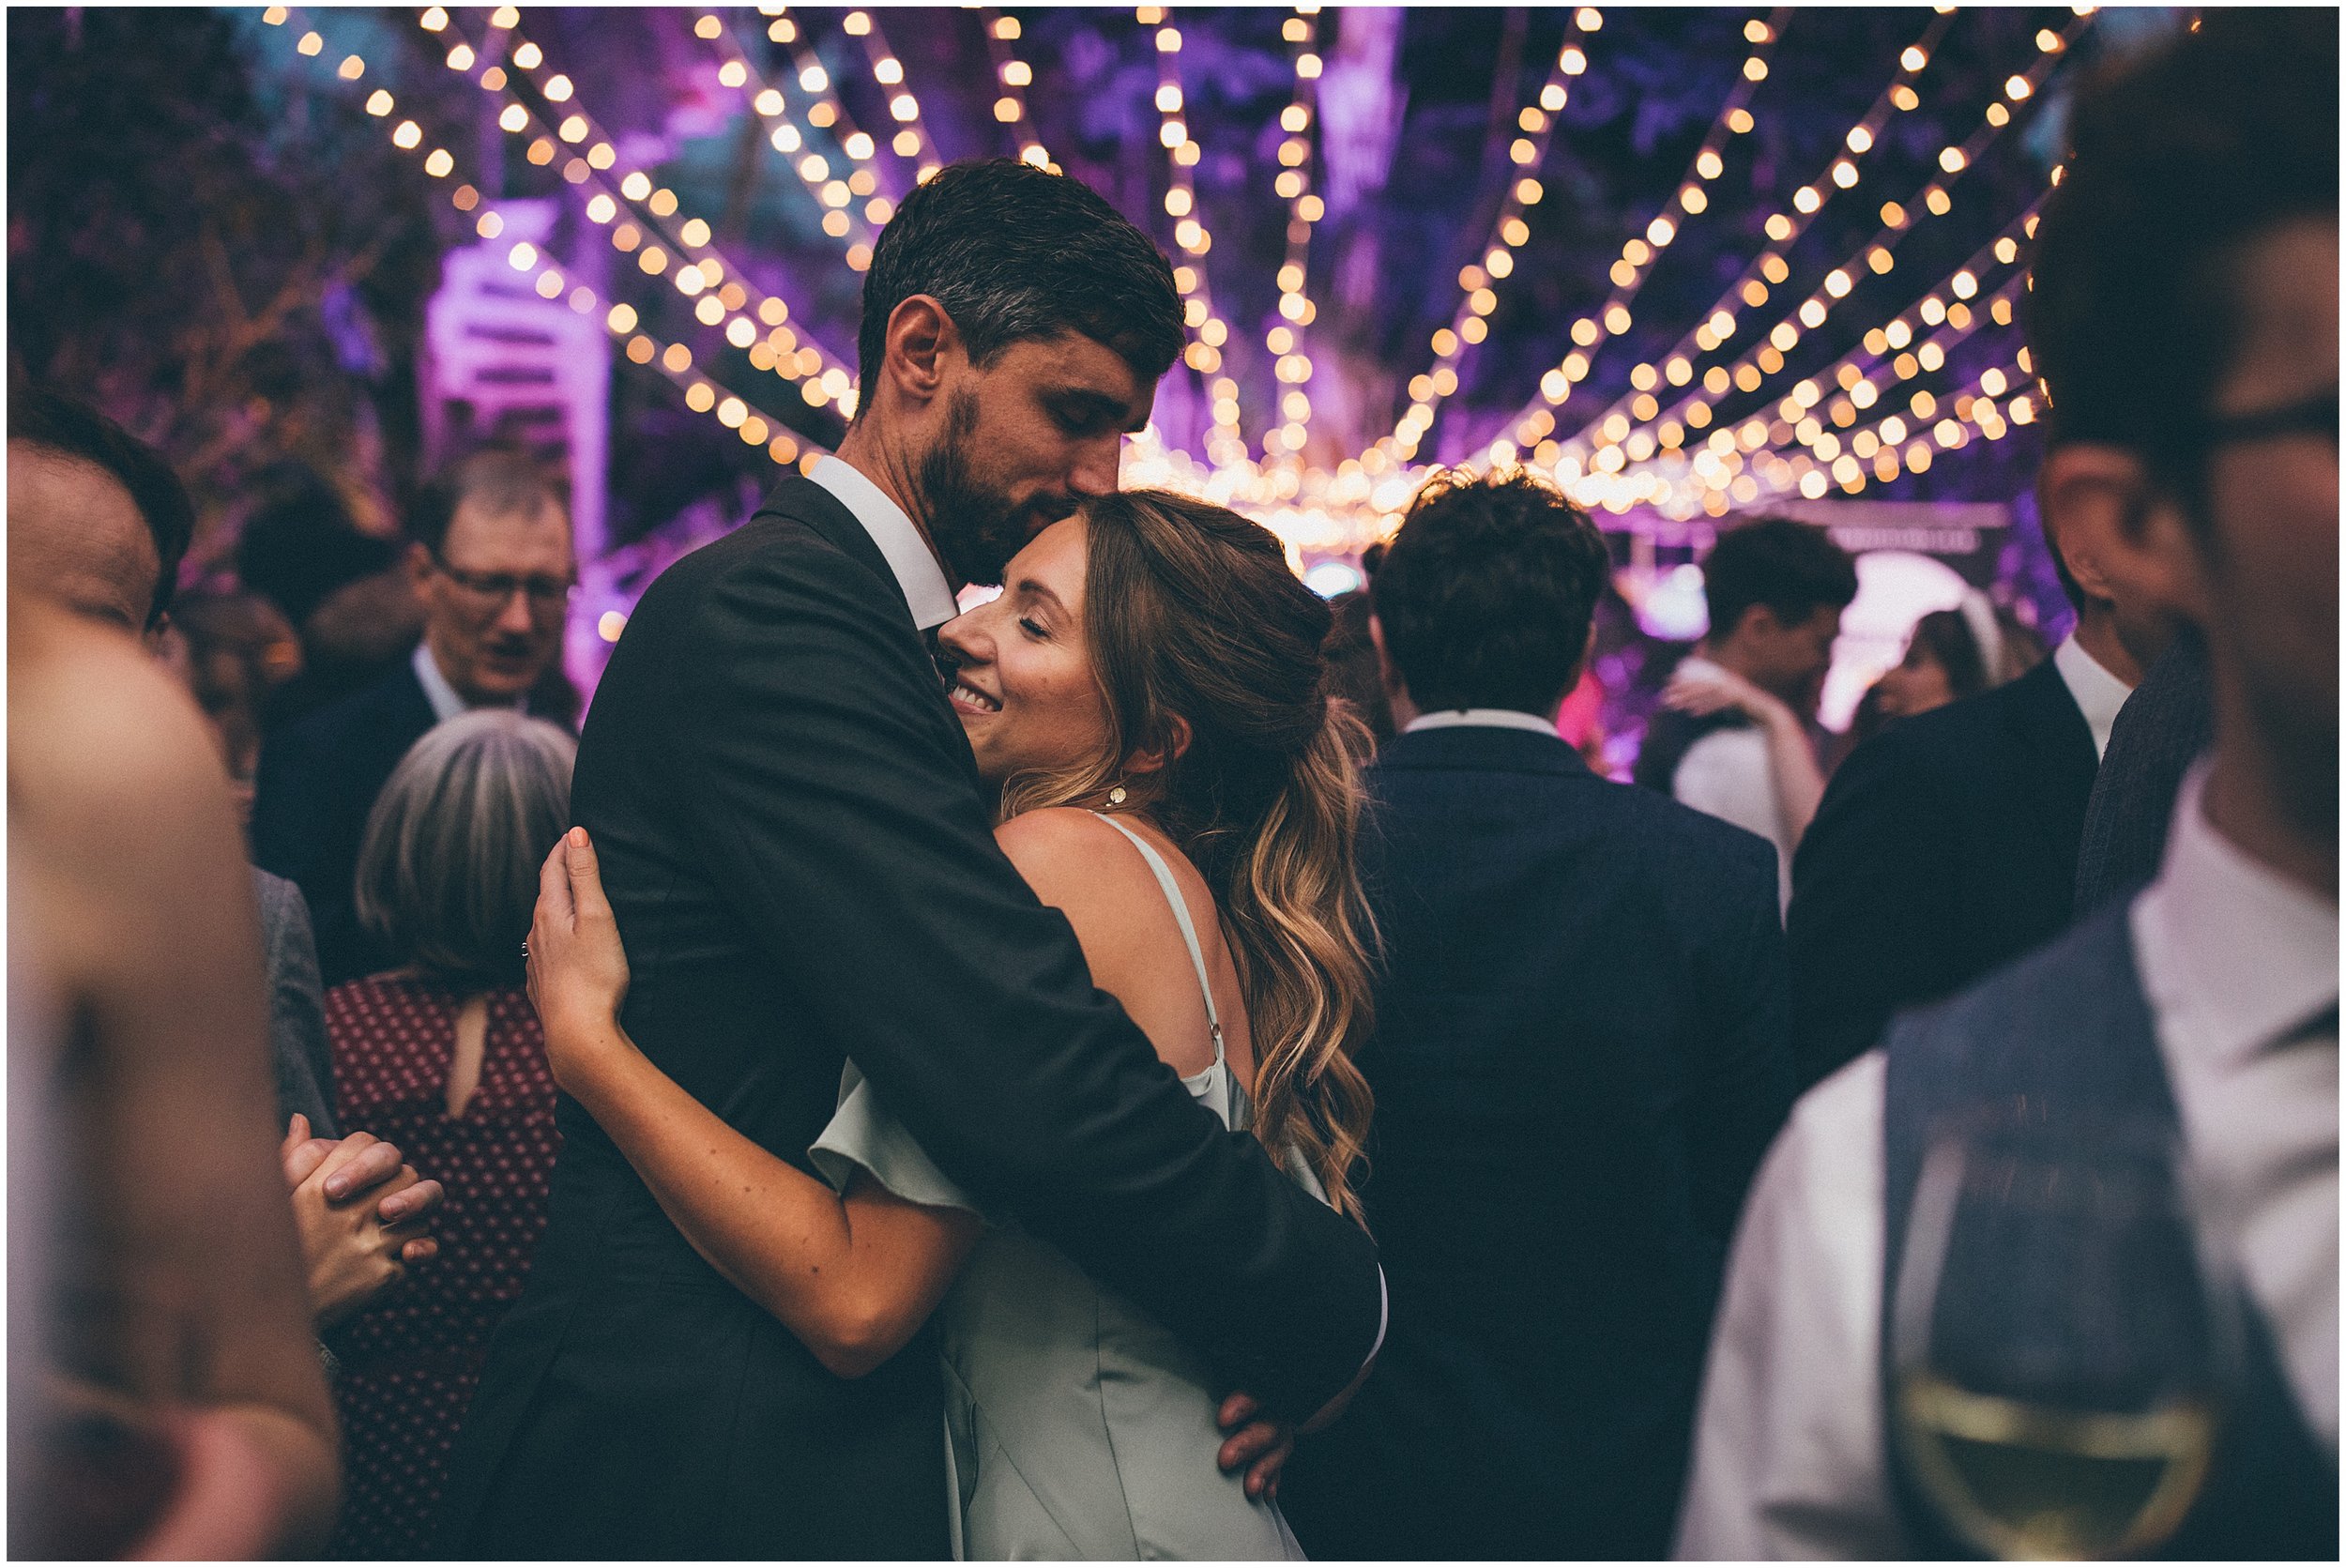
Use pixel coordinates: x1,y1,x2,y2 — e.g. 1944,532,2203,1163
1677,12,2337,1556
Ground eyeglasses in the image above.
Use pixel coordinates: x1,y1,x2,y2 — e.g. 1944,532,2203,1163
430,550,576,612
2199,388,2338,450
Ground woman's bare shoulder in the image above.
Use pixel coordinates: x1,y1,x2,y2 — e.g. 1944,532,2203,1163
992,807,1165,917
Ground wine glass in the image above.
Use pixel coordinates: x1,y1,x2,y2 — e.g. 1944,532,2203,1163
1890,1104,2238,1560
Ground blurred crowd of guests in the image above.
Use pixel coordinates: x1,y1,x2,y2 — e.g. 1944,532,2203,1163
8,9,2333,1560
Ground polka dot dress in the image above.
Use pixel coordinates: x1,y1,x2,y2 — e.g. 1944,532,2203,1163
321,977,560,1560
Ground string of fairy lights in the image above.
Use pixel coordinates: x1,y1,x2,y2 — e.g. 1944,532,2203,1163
1379,8,1597,464
1144,7,1247,466
1479,8,1790,467
698,12,885,256
271,5,2097,551
277,4,845,473
1581,11,2091,484
1546,9,1963,473
1260,5,1326,466
977,8,1057,173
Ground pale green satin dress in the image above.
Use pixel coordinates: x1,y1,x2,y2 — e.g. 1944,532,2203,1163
812,814,1317,1560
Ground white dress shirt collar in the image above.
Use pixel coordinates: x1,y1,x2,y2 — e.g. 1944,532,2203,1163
2052,634,2134,762
2134,763,2339,1071
1401,707,1564,738
808,455,960,632
410,639,525,724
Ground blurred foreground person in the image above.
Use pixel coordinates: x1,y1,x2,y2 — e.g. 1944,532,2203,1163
1280,472,1793,1560
1678,13,2337,1555
8,387,447,1333
8,593,340,1557
2075,626,2217,915
254,448,575,986
322,711,573,1558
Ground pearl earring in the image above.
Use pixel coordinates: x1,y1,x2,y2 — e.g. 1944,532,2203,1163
1107,785,1128,807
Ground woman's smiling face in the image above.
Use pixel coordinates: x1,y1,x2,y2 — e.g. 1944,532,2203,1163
935,514,1115,784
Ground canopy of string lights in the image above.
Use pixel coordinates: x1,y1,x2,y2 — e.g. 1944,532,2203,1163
23,6,2164,584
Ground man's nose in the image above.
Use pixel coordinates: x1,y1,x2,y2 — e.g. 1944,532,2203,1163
493,590,538,635
1069,434,1122,499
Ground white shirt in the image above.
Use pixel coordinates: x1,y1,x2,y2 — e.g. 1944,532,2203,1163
410,639,525,725
1402,707,1564,738
1668,657,1795,909
808,455,959,632
1674,766,2338,1559
811,458,1392,1378
2052,633,2135,761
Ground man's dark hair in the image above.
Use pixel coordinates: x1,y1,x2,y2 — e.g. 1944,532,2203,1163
8,388,194,628
2026,10,2338,503
855,159,1184,400
234,465,401,630
406,447,562,557
1372,470,1612,716
1701,516,1857,645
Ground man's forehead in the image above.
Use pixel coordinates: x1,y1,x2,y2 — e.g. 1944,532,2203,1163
998,331,1145,399
448,495,573,550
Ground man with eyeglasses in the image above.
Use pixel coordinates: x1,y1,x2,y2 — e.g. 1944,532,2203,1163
254,448,575,986
1678,10,2336,1556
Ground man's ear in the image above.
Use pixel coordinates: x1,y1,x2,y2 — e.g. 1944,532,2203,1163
883,295,961,409
404,540,435,592
1367,613,1409,707
2038,442,2210,625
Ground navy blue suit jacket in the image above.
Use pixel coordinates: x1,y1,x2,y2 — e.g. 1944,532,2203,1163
251,659,438,987
1281,723,1794,1561
1787,656,2099,1090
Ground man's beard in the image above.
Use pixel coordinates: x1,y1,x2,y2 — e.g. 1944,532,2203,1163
915,388,1071,586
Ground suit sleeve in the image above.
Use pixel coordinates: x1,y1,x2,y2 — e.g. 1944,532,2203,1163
1683,832,1796,1241
1785,731,1954,1090
658,545,1382,1418
256,873,339,1139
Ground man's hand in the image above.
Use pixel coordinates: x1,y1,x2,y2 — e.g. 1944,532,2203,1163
280,1118,443,1329
1215,1393,1295,1501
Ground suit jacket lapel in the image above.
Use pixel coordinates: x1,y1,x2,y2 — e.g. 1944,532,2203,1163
763,474,911,627
2002,656,2099,790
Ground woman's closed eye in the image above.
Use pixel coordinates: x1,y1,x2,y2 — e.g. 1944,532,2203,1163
1018,616,1051,641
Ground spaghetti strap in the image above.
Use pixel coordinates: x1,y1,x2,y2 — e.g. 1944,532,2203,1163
1087,812,1225,1058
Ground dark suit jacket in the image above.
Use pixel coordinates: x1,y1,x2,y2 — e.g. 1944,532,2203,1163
1786,656,2099,1090
253,868,337,1138
251,660,438,987
1281,724,1793,1561
2074,629,2212,916
438,476,1382,1559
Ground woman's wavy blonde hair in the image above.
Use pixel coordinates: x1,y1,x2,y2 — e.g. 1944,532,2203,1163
996,489,1378,1222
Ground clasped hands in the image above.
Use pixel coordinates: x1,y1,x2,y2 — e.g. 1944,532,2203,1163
280,1115,445,1330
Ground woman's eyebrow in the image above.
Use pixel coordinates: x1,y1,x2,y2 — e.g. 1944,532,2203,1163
1015,579,1069,615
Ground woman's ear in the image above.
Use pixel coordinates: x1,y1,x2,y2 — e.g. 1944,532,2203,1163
1123,713,1193,777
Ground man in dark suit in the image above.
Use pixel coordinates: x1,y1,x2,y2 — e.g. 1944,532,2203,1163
1279,472,1794,1561
1785,516,2151,1088
440,160,1383,1559
1679,16,2336,1551
251,449,573,985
